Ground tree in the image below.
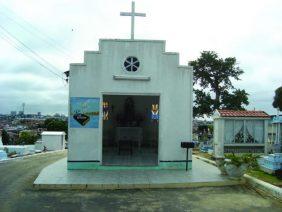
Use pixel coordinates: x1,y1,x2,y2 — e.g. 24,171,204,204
44,118,68,136
273,86,282,111
221,89,249,110
189,51,249,117
193,89,214,117
18,131,38,145
1,129,10,145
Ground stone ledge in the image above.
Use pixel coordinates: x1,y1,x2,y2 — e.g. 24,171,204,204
34,180,243,190
113,75,150,81
243,174,282,200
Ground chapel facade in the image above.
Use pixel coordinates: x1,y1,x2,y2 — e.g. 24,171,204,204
67,39,193,169
67,1,193,170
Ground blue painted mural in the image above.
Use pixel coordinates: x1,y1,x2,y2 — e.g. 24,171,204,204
70,97,100,128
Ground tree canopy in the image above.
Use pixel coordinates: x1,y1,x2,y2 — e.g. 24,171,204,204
18,131,38,145
1,129,10,145
273,86,282,111
44,118,68,136
189,51,249,117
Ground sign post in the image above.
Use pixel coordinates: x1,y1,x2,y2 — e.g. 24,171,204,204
181,142,195,172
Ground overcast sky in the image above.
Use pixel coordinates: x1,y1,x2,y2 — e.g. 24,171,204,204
0,0,281,115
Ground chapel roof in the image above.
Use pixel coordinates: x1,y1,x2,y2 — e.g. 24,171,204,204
217,109,270,118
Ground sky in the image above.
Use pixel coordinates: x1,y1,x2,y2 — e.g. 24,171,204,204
0,0,281,115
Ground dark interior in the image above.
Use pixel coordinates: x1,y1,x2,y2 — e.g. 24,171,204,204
102,95,159,166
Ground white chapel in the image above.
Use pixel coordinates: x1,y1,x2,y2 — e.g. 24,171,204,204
67,2,193,170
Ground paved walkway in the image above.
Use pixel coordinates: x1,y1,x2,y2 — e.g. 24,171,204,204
1,151,282,211
34,156,242,189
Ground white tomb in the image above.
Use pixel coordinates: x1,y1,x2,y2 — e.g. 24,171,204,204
67,2,193,169
213,110,270,158
0,150,7,160
258,153,282,174
41,131,66,151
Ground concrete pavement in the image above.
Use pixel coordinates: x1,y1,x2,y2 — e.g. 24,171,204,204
1,150,281,211
34,156,242,190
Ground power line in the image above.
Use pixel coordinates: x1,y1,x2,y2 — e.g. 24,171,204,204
0,3,72,59
0,30,65,80
0,33,65,80
0,25,64,76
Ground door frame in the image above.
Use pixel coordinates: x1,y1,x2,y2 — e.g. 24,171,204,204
100,92,161,166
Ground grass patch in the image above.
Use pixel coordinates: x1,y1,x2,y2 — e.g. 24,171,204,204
247,169,282,187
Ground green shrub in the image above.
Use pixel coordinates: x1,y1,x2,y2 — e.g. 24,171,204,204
225,153,259,168
17,131,38,145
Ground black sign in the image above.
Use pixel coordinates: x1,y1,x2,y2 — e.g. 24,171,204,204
181,141,195,172
181,142,195,149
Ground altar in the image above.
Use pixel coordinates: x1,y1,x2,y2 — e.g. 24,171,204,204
115,127,143,151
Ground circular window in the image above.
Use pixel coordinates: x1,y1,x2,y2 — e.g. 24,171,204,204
124,56,140,72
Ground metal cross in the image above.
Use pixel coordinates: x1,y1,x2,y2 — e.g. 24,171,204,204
120,1,146,40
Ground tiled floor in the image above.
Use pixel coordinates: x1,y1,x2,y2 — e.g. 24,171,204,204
34,156,242,189
102,147,158,166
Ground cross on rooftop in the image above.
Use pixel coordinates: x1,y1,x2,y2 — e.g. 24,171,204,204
120,1,146,40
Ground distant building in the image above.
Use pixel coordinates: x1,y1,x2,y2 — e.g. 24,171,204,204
10,111,17,116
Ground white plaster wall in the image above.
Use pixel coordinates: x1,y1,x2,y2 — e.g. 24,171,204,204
213,118,225,158
263,119,269,154
68,39,193,162
42,135,65,151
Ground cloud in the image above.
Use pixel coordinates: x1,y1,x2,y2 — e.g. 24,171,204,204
0,0,281,115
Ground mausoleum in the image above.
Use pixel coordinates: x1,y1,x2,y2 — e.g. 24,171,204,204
39,131,66,151
67,2,193,170
213,109,270,157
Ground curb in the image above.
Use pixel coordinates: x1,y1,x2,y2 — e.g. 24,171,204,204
33,180,243,190
244,174,282,201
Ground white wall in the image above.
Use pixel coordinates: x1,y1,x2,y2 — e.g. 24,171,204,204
42,135,65,151
68,39,193,163
213,118,225,158
1,145,34,155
